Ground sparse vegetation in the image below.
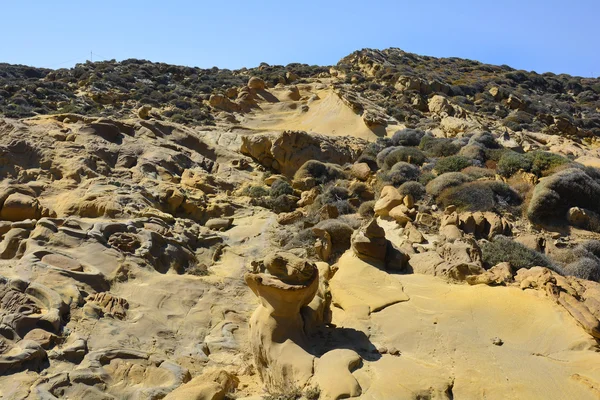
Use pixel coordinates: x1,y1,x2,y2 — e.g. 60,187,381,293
481,236,559,272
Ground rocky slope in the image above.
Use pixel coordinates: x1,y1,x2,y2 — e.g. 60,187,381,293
0,49,600,399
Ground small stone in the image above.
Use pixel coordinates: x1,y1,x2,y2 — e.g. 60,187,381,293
491,337,504,346
389,347,401,356
378,346,388,354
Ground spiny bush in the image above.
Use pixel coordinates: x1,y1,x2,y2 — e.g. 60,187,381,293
398,181,426,200
498,150,571,177
437,180,520,212
527,168,600,226
294,160,345,185
481,236,560,272
561,240,600,282
241,185,269,198
381,147,427,169
563,258,600,282
434,155,473,174
419,135,460,157
391,128,425,146
426,172,473,197
497,151,531,177
419,171,436,186
459,144,486,162
468,132,499,148
314,219,353,255
528,151,571,176
380,162,421,187
270,179,293,197
358,200,376,218
462,166,496,179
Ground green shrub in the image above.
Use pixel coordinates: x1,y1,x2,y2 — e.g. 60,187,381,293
426,172,473,197
419,171,436,186
419,135,460,157
434,156,473,174
527,151,570,176
485,148,510,162
481,236,559,272
294,160,345,185
241,185,269,198
398,181,426,200
270,179,293,197
497,151,532,177
382,147,427,168
498,150,570,178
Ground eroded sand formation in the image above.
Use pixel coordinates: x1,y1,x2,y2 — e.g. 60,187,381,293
1,50,600,399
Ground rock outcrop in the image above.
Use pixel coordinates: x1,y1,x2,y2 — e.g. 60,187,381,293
240,130,366,176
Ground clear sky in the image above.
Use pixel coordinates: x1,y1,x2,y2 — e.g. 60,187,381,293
2,0,598,77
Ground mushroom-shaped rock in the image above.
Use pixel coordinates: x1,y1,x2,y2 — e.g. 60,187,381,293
245,252,320,393
248,76,265,90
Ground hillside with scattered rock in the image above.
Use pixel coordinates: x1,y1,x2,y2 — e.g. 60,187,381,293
1,48,600,399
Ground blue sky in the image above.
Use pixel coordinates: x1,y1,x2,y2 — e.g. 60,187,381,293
2,0,598,77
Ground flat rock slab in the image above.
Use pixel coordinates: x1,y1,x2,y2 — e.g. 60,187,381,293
330,252,409,313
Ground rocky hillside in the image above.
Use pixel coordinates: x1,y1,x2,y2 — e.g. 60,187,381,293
1,49,600,399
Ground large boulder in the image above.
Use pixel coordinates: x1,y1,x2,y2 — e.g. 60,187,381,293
240,130,366,177
428,95,454,115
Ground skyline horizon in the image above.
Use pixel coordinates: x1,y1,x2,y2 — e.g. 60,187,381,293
2,1,599,78
3,46,598,79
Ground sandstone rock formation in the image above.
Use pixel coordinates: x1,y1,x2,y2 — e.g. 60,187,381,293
1,47,600,400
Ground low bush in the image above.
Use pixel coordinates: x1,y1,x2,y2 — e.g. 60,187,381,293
528,151,570,177
419,171,436,186
241,185,269,198
398,181,426,200
481,236,560,272
270,179,293,197
380,162,421,187
381,146,427,169
314,219,353,255
426,172,473,197
434,155,473,174
391,128,425,146
527,168,600,226
358,200,376,218
294,160,345,185
266,195,298,213
462,166,496,179
497,151,531,177
437,180,520,212
498,150,571,177
419,135,460,157
459,144,486,162
563,258,600,282
468,132,499,149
